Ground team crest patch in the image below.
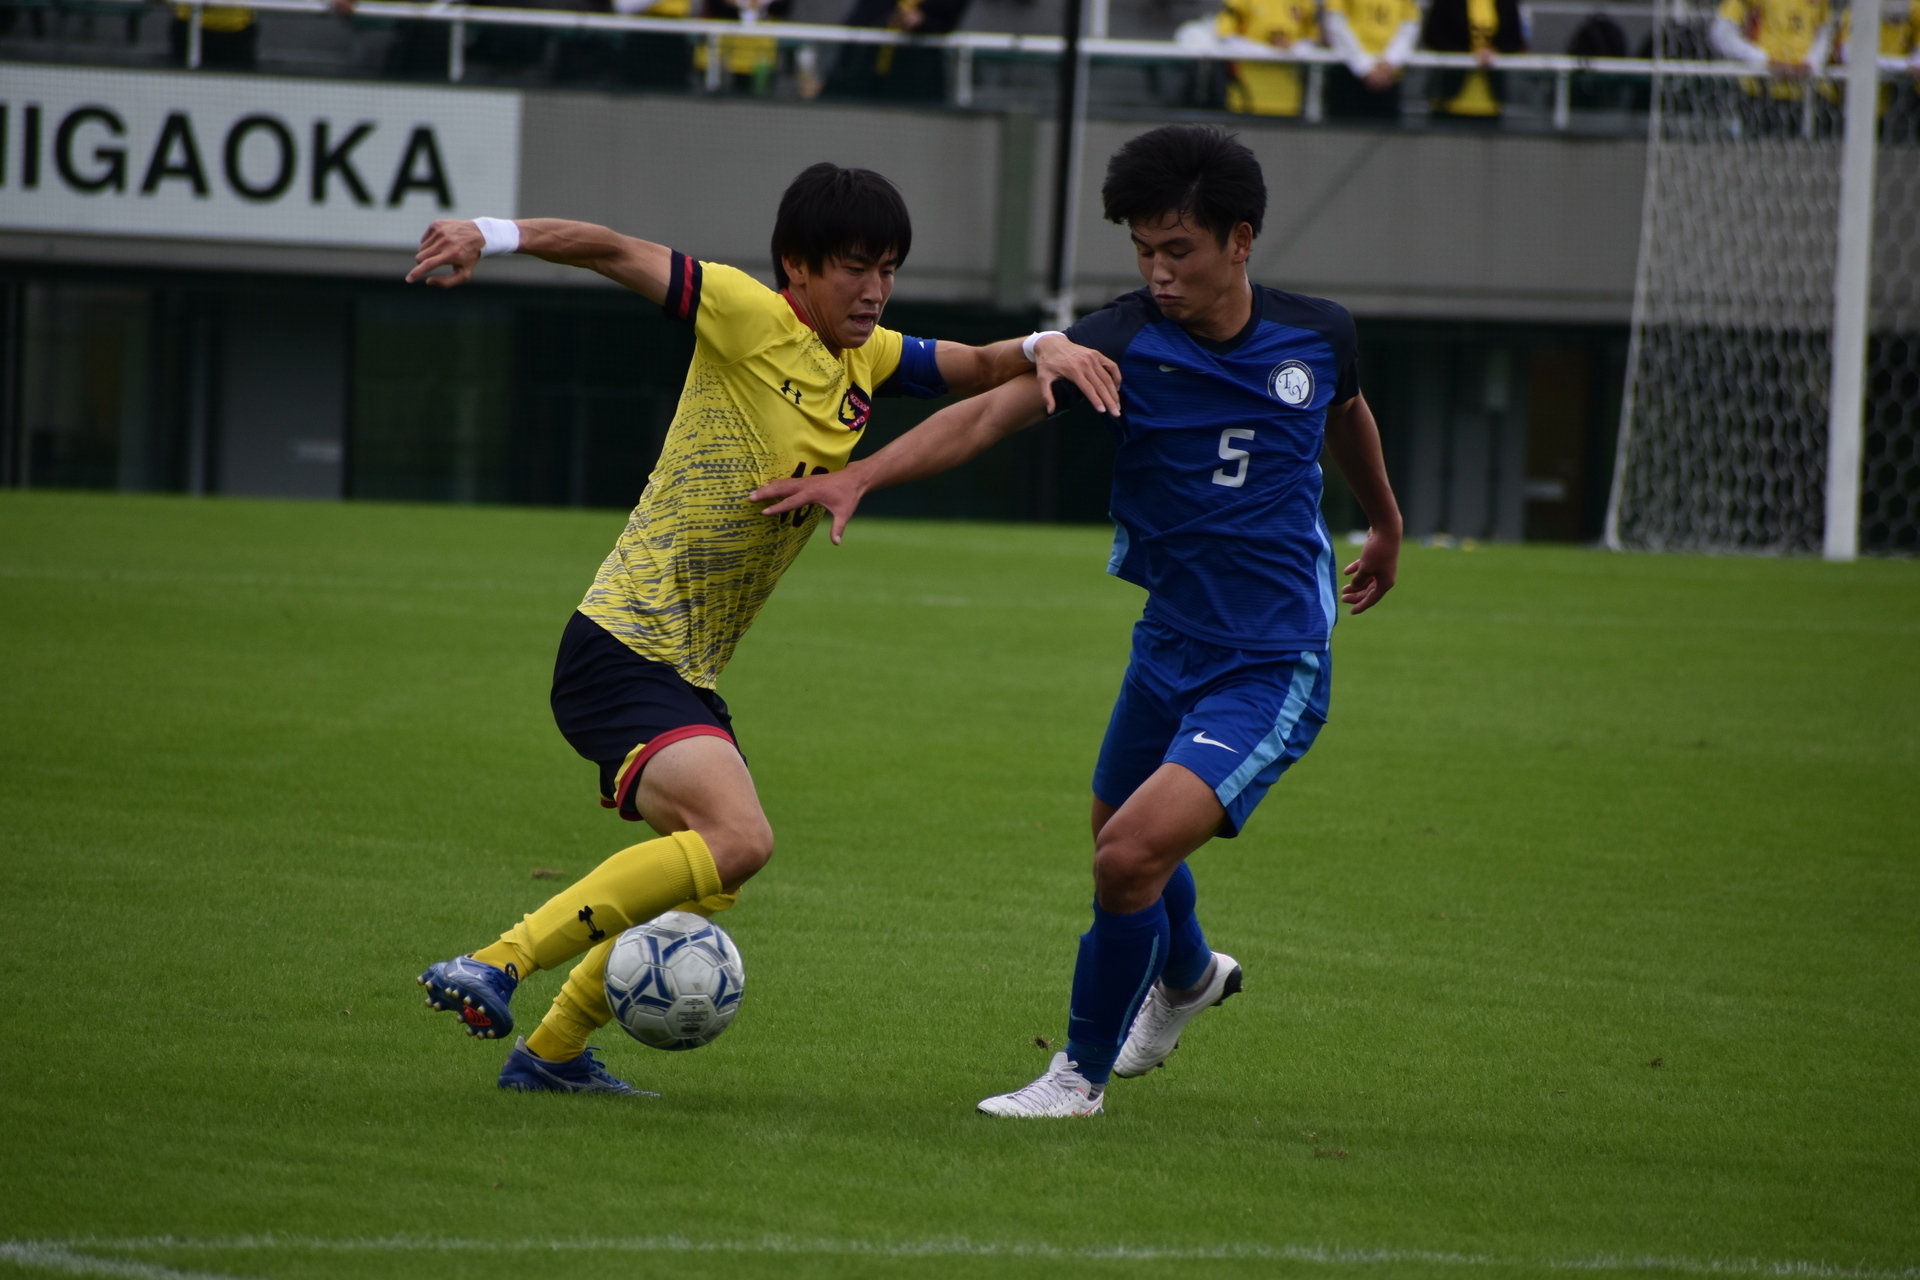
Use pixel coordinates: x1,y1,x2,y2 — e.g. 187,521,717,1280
1267,360,1315,408
837,386,872,432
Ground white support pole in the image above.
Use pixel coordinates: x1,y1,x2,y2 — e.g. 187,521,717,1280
187,1,203,68
953,44,974,107
1605,0,1666,550
1305,62,1324,123
1824,0,1881,561
1553,66,1570,130
705,32,725,90
449,17,466,82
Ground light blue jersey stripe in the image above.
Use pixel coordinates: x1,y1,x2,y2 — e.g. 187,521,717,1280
1107,521,1130,576
1120,935,1164,1032
1215,652,1323,805
1313,516,1338,646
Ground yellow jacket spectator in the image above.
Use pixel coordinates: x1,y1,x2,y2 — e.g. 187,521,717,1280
169,3,257,68
1421,0,1527,119
1217,0,1321,117
1712,0,1835,97
695,0,789,91
1832,0,1916,68
1322,0,1420,117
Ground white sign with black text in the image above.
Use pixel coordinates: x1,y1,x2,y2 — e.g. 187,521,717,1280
0,65,520,247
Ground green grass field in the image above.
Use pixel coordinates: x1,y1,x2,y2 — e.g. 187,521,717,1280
2,490,1916,1280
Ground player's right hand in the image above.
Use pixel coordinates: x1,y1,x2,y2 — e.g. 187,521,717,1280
406,220,484,288
751,470,867,545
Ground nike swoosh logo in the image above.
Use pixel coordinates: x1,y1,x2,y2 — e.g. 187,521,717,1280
1158,364,1178,372
1192,732,1238,753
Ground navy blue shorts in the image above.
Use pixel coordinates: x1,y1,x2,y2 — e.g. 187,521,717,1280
550,611,740,821
1091,613,1331,838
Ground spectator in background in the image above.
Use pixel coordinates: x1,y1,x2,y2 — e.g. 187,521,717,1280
612,0,695,87
1322,0,1419,118
695,0,789,93
826,0,972,101
1566,9,1631,109
1421,0,1527,123
1830,0,1920,140
1217,0,1321,116
1710,0,1834,130
169,2,258,68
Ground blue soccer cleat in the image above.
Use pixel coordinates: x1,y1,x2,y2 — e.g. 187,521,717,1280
498,1037,657,1096
417,956,519,1040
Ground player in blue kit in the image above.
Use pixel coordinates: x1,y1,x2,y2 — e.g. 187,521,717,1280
752,124,1403,1116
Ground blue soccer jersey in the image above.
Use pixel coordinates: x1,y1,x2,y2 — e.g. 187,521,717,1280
1064,285,1359,651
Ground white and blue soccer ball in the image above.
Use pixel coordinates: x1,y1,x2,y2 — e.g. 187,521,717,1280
604,911,745,1051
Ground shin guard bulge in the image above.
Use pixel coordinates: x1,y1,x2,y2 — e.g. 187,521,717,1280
525,937,616,1063
1064,899,1171,1085
1159,862,1215,992
474,830,722,976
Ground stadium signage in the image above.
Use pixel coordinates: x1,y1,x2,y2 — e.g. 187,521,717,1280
0,65,519,248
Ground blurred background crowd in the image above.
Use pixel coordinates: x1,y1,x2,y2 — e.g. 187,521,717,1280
4,0,1917,132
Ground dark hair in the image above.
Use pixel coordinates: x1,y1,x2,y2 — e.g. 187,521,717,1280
1100,125,1267,245
770,163,913,289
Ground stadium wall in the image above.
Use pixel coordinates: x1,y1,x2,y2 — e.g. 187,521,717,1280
0,66,1639,540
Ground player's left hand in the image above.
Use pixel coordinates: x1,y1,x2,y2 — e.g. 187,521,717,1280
751,469,868,545
1341,528,1399,614
1031,334,1123,416
406,219,484,288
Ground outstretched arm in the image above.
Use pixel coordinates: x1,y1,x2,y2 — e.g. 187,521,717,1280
1324,391,1403,614
749,374,1052,543
936,334,1123,415
406,218,673,301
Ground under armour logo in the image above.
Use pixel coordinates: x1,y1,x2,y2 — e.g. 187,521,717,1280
578,906,606,942
779,378,802,406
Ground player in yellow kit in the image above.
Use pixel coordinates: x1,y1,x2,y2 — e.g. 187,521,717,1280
1322,0,1420,117
404,163,1121,1093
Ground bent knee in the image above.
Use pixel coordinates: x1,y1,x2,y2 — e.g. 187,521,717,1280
1092,836,1160,900
704,819,774,889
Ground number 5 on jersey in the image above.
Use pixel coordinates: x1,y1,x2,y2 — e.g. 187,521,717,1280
1212,428,1255,489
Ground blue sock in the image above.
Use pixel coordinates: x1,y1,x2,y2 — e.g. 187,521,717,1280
1064,899,1169,1085
1159,862,1215,992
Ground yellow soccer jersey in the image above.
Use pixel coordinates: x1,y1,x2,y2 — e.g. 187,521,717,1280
1719,0,1831,63
1324,0,1419,54
579,254,917,689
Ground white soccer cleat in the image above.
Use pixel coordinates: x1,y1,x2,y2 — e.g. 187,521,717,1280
976,1052,1106,1118
1113,951,1243,1078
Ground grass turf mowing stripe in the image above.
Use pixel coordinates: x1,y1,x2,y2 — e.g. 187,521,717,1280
13,1238,1920,1279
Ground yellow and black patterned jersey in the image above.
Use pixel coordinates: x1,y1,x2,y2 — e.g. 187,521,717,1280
578,254,922,690
1324,0,1419,54
1719,0,1831,62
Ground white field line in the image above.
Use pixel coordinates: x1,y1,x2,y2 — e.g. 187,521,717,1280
9,1237,1918,1279
0,1243,255,1280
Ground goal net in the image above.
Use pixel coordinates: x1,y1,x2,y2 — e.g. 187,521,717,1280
1608,6,1920,555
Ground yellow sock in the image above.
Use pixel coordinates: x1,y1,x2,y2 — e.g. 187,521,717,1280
525,938,615,1062
520,890,741,1063
673,890,741,918
472,830,721,976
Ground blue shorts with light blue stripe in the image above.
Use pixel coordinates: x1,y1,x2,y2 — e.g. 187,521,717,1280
1091,612,1331,838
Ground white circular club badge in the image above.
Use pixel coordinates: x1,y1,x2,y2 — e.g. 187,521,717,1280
1267,360,1315,408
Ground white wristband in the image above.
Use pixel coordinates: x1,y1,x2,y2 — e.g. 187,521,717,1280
474,217,521,257
1022,330,1066,363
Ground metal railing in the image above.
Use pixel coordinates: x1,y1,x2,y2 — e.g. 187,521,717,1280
163,0,1908,129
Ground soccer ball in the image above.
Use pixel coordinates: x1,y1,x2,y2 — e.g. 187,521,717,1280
603,911,745,1051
